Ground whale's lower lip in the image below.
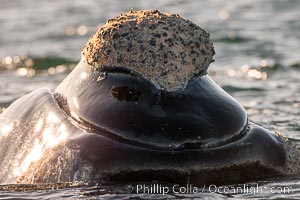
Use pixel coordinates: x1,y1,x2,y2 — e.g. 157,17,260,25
72,122,286,185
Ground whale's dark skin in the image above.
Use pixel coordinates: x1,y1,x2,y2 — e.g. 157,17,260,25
1,60,296,185
54,62,291,185
1,10,300,185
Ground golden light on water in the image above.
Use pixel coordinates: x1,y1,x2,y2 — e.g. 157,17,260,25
226,62,268,80
219,9,230,20
242,64,250,73
64,25,88,36
48,65,68,75
293,102,300,108
64,26,76,36
13,56,21,63
48,67,56,75
260,59,268,67
228,31,237,40
247,69,268,80
77,25,88,36
56,65,67,73
227,69,236,77
4,56,13,65
16,68,28,76
16,68,36,77
0,54,34,71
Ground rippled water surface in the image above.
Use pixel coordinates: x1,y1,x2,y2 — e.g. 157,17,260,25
1,0,300,199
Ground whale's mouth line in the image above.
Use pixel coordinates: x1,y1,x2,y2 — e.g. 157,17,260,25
69,113,249,151
54,91,249,151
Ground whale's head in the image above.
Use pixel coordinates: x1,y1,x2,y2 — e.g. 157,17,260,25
53,10,288,185
82,9,215,91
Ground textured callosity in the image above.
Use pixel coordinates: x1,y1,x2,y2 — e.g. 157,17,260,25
83,10,215,91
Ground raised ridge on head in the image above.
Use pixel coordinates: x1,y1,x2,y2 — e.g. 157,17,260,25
83,9,215,91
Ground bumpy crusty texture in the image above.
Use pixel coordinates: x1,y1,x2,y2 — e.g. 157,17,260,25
273,132,300,175
83,10,215,91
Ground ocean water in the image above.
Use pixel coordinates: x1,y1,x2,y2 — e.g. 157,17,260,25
0,0,300,199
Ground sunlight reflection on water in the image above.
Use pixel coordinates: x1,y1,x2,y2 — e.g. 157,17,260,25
0,0,300,199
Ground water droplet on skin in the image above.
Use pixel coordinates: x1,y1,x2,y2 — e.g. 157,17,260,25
73,97,79,108
169,143,181,148
81,72,88,80
111,86,140,102
97,72,107,81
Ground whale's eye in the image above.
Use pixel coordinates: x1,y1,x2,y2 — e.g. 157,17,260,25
97,71,161,105
111,86,141,102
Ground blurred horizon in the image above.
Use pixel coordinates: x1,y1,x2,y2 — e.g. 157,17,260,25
0,0,299,68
